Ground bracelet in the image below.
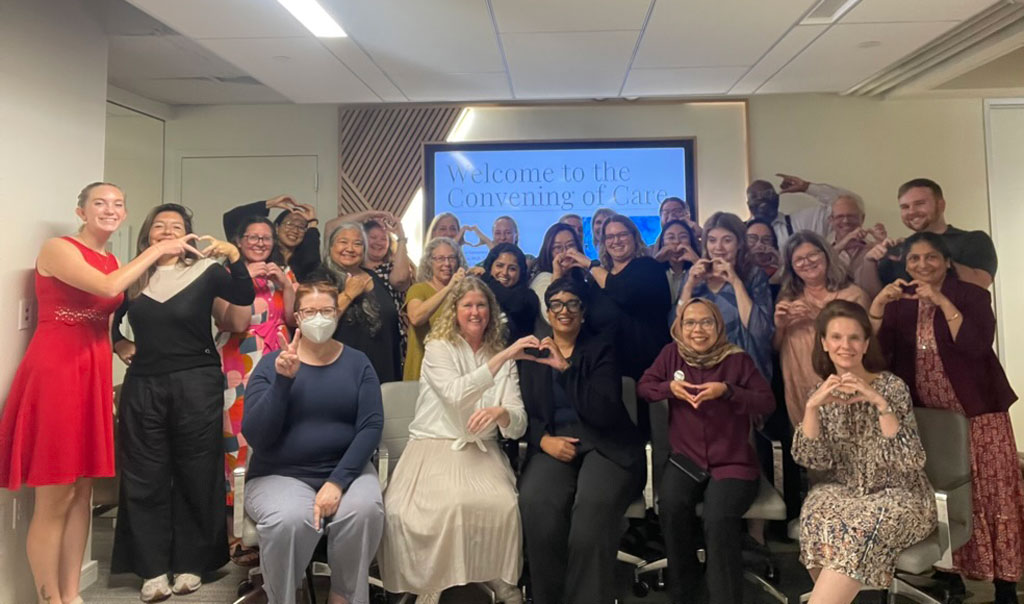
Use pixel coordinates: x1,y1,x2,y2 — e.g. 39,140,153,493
869,312,884,320
339,292,352,304
877,405,894,417
946,312,961,323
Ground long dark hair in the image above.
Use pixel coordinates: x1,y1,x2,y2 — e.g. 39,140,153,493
482,243,529,289
702,211,752,277
534,222,584,275
128,203,196,300
655,219,701,260
811,300,886,379
234,215,285,266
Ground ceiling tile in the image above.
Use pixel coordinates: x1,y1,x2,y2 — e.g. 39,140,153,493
842,0,1000,23
760,21,959,93
128,0,310,39
319,38,407,102
623,66,749,96
503,31,638,99
491,0,651,33
633,0,814,68
108,35,246,79
323,0,505,74
199,37,381,103
387,71,511,102
729,24,827,94
110,77,291,105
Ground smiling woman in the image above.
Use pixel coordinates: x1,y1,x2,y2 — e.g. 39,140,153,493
481,243,539,343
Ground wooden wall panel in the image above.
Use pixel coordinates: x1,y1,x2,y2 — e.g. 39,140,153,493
337,106,463,218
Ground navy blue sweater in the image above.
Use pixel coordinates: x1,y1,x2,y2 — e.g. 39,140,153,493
243,347,383,490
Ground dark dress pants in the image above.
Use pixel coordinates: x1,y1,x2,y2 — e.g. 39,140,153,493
519,445,643,604
112,365,229,578
659,461,758,604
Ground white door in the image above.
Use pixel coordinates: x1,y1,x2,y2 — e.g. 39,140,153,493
179,155,321,240
985,99,1024,449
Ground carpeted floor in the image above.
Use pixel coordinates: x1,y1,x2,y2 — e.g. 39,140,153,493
83,515,1014,603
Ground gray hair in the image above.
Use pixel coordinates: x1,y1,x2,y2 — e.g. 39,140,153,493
418,236,468,282
833,193,865,217
322,222,382,335
778,230,851,300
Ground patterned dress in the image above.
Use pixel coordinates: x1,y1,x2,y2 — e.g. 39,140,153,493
793,372,936,587
370,261,407,359
216,268,294,505
915,302,1024,581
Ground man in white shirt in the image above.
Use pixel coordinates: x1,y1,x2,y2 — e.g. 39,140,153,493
746,174,846,249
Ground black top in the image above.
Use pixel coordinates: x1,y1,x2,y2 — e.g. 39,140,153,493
307,266,403,383
518,332,645,469
223,200,322,281
877,225,998,285
242,347,384,491
588,256,672,381
480,273,540,344
113,259,255,376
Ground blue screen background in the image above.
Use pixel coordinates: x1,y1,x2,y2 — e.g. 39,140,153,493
429,145,690,265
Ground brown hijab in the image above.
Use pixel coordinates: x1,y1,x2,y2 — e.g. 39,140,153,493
671,298,744,368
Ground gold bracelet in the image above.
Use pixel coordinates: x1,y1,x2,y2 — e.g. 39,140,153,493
946,312,961,323
869,312,883,320
877,405,894,416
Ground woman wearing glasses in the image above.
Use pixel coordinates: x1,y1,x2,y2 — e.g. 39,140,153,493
774,231,868,426
518,278,645,604
309,222,403,383
216,216,297,562
679,212,774,382
530,223,591,325
638,298,775,604
223,195,321,281
242,281,385,604
403,237,469,380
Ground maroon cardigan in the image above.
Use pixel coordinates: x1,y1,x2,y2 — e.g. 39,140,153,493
876,276,1016,417
638,346,775,480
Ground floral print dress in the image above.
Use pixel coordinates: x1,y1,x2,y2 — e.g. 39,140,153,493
217,269,294,505
793,372,936,587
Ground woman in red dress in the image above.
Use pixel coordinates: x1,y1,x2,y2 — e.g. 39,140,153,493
0,183,200,604
871,231,1021,604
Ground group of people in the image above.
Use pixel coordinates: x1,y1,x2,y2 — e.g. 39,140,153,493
0,174,1019,604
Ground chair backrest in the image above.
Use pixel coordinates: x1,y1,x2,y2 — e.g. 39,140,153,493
913,407,970,491
381,380,420,463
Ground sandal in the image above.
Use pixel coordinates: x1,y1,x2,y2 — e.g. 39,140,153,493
230,543,261,567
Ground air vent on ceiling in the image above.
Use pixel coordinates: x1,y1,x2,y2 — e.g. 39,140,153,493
801,0,862,25
845,0,1024,96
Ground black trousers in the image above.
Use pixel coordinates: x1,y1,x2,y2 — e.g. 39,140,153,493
111,365,229,578
659,462,758,604
519,445,643,604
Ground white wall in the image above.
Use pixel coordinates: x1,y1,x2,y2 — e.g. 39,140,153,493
747,94,990,237
0,0,109,601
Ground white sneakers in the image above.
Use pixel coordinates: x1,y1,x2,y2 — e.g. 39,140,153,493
140,575,171,602
139,573,200,601
171,573,202,595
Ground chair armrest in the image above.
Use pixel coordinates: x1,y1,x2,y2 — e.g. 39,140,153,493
377,444,389,491
517,441,528,474
232,466,247,539
644,442,654,511
935,481,972,568
771,438,783,495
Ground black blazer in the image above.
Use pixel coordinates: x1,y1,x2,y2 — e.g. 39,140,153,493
518,332,645,469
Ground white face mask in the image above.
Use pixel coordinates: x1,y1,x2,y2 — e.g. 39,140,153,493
299,313,338,344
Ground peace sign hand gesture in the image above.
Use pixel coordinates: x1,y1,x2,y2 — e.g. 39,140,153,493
275,330,302,378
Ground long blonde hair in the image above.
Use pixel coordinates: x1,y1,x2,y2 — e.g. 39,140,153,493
426,276,507,355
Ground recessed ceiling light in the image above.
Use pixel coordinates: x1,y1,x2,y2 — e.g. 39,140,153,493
277,0,347,38
857,40,881,49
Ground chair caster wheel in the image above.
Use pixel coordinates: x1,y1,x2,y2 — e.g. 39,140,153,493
632,580,650,598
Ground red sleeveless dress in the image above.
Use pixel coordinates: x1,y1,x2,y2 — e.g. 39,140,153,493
0,237,123,489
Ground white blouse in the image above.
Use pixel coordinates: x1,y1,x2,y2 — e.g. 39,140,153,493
408,337,527,451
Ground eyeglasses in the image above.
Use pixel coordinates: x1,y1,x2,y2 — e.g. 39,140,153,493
551,244,577,255
604,232,632,243
296,307,338,320
548,299,582,313
746,234,775,247
792,251,825,268
431,255,457,264
280,221,308,233
682,318,715,330
242,234,273,245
